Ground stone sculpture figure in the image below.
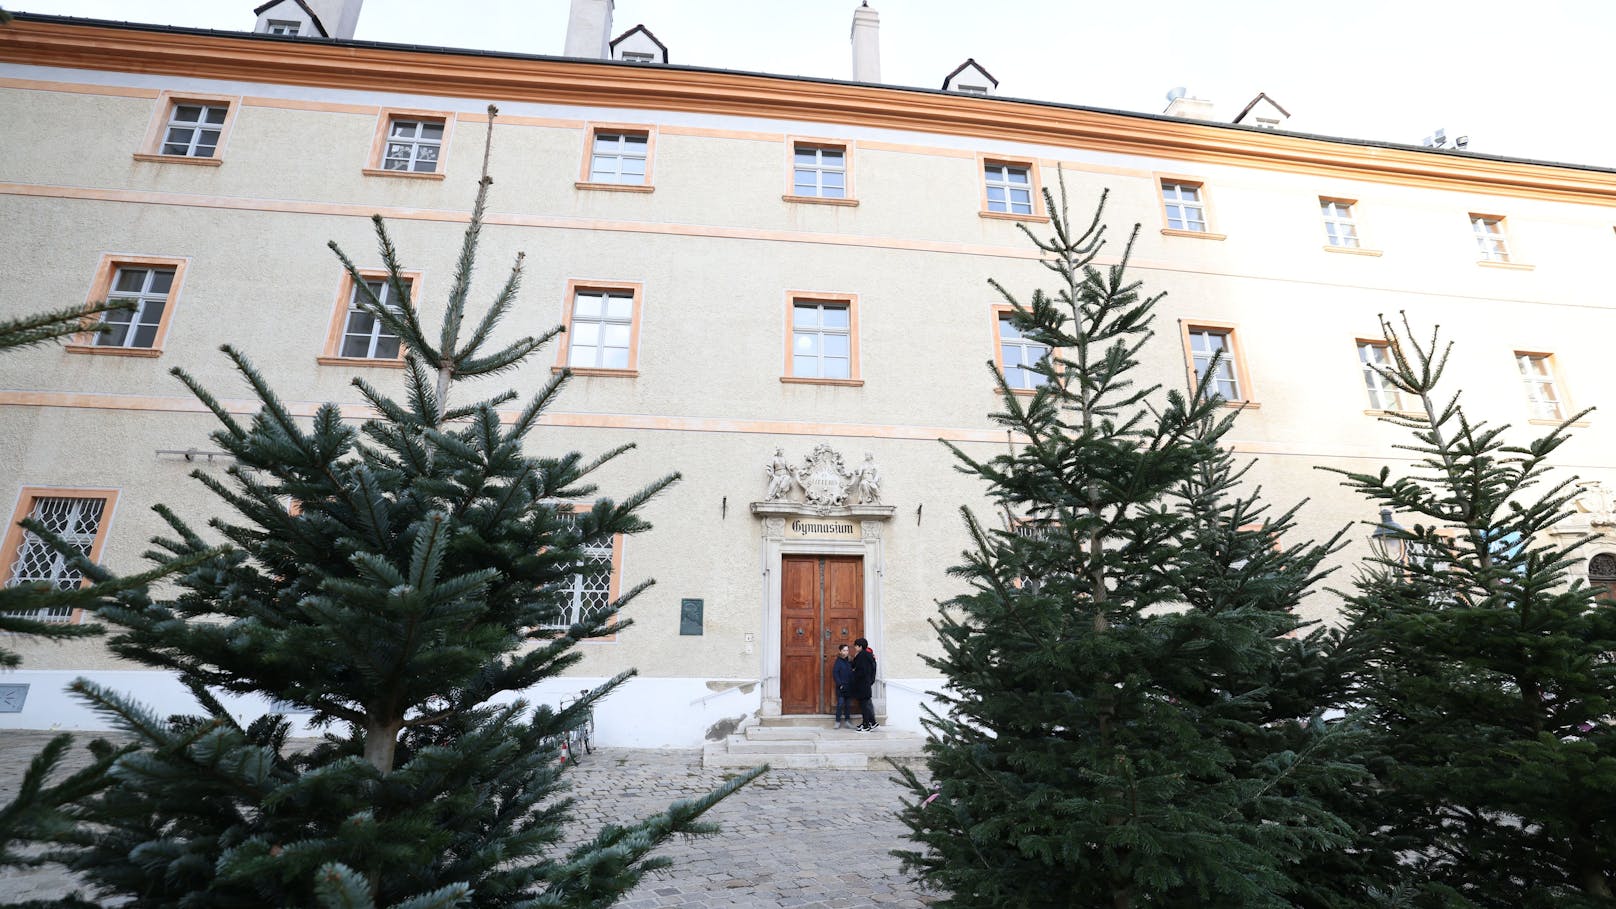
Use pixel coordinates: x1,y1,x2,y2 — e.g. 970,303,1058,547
853,452,882,504
764,447,797,502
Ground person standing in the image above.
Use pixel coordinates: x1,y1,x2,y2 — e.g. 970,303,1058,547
850,637,878,731
831,643,854,729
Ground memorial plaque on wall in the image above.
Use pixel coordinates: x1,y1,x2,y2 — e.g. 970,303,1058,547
679,598,704,635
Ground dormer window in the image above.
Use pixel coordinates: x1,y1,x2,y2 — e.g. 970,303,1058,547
957,84,988,95
265,20,300,35
609,24,669,65
942,58,999,96
622,51,655,64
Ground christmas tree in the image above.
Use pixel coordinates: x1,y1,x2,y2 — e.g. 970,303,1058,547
3,107,761,908
1330,315,1616,907
894,176,1360,908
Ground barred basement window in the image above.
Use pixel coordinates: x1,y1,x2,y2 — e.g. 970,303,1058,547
2,494,111,624
540,512,618,630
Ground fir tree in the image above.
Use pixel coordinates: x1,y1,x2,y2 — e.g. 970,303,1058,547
894,176,1360,908
1329,315,1616,907
3,107,761,909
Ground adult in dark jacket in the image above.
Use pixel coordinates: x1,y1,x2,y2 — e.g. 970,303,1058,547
850,637,878,730
831,643,855,729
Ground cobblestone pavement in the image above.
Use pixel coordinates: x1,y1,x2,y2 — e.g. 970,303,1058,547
0,731,938,907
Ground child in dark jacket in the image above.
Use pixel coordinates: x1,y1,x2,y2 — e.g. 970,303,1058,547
832,644,855,729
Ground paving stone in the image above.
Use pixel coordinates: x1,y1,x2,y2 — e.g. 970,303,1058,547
0,732,936,907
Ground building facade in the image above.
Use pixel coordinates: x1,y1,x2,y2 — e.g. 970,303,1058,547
2,3,1615,745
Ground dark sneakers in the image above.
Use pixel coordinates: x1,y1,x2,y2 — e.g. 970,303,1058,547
855,722,879,733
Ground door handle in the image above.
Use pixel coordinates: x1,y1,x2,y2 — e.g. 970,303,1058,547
823,629,832,639
796,628,804,636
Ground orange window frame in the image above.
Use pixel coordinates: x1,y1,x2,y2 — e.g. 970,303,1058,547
548,504,624,642
65,254,189,359
318,268,421,368
1180,319,1256,405
784,137,858,206
133,90,240,166
576,122,657,192
977,153,1047,221
1513,349,1573,424
0,487,120,626
362,108,453,180
990,304,1052,395
1156,173,1225,239
552,280,644,377
782,291,862,387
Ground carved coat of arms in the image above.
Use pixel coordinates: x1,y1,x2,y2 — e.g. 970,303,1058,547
762,444,882,507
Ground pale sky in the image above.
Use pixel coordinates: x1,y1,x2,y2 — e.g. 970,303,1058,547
12,0,1614,168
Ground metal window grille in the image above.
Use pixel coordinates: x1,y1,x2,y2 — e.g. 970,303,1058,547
1162,182,1207,232
96,266,174,349
998,314,1049,390
161,102,228,157
567,290,634,369
1189,328,1241,401
340,278,404,359
1516,353,1563,420
382,119,443,173
793,145,847,198
540,512,615,630
1358,341,1404,411
1472,216,1510,262
791,302,852,379
1321,200,1360,247
3,496,106,624
589,132,649,184
984,163,1032,214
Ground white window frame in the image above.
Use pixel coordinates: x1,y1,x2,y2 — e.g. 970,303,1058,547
566,289,635,370
1472,215,1510,262
265,20,300,35
621,51,655,63
382,118,444,174
997,313,1049,391
95,266,175,350
1357,341,1405,411
1162,182,1208,232
161,102,229,158
984,163,1033,215
791,301,852,380
588,131,650,185
539,511,617,631
1188,327,1241,401
1321,199,1360,248
340,278,404,360
793,144,847,199
1516,352,1564,420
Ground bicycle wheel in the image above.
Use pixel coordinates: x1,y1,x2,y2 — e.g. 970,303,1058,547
580,710,594,754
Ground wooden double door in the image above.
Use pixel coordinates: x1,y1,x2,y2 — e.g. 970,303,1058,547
780,555,864,714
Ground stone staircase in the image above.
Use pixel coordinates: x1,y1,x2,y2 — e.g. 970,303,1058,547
702,715,928,770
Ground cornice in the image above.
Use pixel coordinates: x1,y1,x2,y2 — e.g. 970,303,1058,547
4,18,1615,206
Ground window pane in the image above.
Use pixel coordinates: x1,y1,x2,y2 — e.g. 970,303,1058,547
823,334,849,358
794,150,817,166
574,294,603,319
823,171,845,188
569,345,595,367
601,347,630,369
572,322,600,347
792,305,819,328
113,269,147,293
604,294,633,319
174,104,202,123
822,185,845,199
794,354,819,376
422,122,444,140
372,336,401,359
1006,167,1029,185
793,331,819,355
147,269,175,294
821,306,849,329
998,316,1021,340
822,357,850,379
96,318,131,347
204,106,227,125
623,134,648,150
820,149,843,166
131,322,160,348
602,324,631,347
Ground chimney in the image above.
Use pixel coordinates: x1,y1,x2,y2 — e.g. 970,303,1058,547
304,0,363,40
565,0,615,60
850,2,880,83
1163,87,1214,121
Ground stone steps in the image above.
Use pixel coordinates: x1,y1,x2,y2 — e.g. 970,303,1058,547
701,716,927,771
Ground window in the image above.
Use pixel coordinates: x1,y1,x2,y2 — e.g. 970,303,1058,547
66,255,187,358
783,293,860,385
792,144,848,200
1472,215,1510,262
364,110,452,179
539,510,620,632
957,84,989,95
621,51,655,63
1161,181,1208,232
1515,352,1564,420
0,489,118,625
1357,341,1406,412
1182,323,1250,403
319,270,419,366
1589,552,1616,604
265,20,300,35
580,126,653,188
1321,199,1360,248
994,308,1049,392
135,93,238,164
983,162,1034,215
555,281,643,376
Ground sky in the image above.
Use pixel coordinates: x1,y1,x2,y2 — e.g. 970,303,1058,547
12,0,1614,169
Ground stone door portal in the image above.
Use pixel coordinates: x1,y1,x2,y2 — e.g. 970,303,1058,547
780,555,863,714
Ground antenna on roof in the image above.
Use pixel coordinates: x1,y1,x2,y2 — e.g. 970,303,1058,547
1166,86,1187,102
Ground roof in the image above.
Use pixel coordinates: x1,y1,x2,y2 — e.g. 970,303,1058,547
252,0,329,38
1233,91,1290,124
609,23,668,63
941,57,997,90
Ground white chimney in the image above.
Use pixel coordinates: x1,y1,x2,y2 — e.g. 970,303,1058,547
850,2,880,83
1163,87,1214,121
565,0,615,60
303,0,364,40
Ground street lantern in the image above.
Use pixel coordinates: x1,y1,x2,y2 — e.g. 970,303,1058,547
1368,507,1407,564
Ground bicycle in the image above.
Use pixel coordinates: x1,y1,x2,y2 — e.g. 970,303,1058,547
557,688,595,764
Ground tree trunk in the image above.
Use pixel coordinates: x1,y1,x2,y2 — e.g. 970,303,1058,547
364,718,402,774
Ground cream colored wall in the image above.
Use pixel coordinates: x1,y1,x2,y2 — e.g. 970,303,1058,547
3,69,1616,686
